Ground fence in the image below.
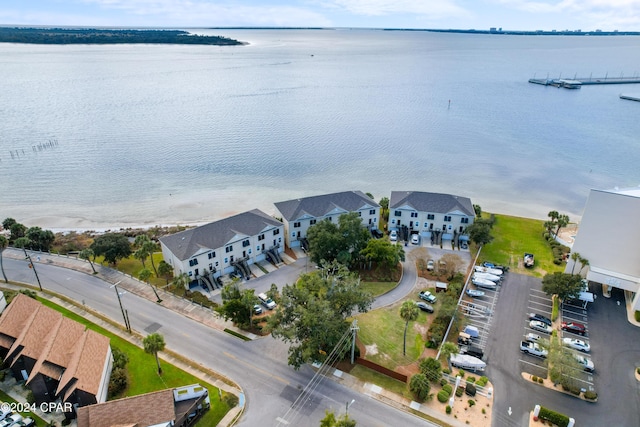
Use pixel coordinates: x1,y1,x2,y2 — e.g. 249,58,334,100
355,358,408,383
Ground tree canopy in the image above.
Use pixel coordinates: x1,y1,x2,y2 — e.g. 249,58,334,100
216,282,259,328
466,219,493,246
306,212,371,267
360,238,405,270
90,233,132,265
268,265,373,369
320,410,357,427
542,272,583,301
143,332,166,375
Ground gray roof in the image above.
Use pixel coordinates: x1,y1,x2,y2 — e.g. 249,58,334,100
159,209,282,261
390,191,474,216
274,191,380,222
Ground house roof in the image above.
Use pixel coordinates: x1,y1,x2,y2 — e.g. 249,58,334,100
389,191,474,216
274,191,380,222
76,389,176,427
0,294,111,402
159,208,283,261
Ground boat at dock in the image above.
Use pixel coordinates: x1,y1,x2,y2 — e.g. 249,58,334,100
529,75,640,89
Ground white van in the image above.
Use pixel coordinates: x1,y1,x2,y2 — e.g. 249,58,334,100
258,293,276,310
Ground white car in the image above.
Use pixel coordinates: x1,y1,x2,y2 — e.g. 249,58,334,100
0,414,22,427
563,337,590,352
529,320,552,334
411,234,420,245
525,333,541,342
389,230,398,242
574,354,595,372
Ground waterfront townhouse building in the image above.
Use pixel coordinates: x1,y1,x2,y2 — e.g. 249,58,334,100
565,188,640,311
159,209,284,289
274,191,381,249
389,191,475,244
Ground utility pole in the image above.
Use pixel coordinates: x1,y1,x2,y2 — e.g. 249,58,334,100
350,319,359,364
111,281,131,333
23,248,42,291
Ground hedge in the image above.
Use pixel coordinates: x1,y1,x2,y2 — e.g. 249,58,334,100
455,387,464,397
442,384,453,395
584,390,598,400
437,390,450,403
476,376,489,387
538,406,570,427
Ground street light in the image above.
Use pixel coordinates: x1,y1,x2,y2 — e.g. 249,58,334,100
22,248,42,291
346,399,355,415
111,281,131,333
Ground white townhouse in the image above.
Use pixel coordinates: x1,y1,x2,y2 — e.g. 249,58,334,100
274,191,381,249
159,209,284,290
565,188,640,311
389,191,475,242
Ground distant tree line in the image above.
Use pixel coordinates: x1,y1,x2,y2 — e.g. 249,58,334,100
0,27,243,45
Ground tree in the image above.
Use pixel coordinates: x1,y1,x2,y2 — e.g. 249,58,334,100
400,300,419,356
269,267,373,369
320,410,357,427
0,235,7,283
409,373,431,402
9,222,27,243
157,260,173,285
360,238,405,270
578,256,590,275
365,192,374,199
13,237,30,249
466,220,493,246
216,282,258,328
570,252,581,274
548,210,559,223
143,332,165,375
90,233,132,265
172,272,190,290
379,197,389,221
25,226,55,251
440,341,459,370
306,212,370,267
419,357,442,383
79,248,97,274
554,214,569,238
438,253,464,281
473,204,482,217
2,218,17,232
134,235,159,276
139,268,152,283
542,272,583,301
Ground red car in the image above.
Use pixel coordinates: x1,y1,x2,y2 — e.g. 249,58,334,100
561,321,586,335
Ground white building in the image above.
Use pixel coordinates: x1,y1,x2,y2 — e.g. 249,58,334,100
274,191,380,249
159,209,284,290
565,188,640,310
389,191,474,244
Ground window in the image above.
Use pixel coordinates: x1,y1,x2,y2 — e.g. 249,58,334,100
415,222,420,227
273,229,280,235
358,211,362,216
215,261,219,267
224,258,228,264
310,219,316,225
256,245,260,251
394,210,402,217
258,234,265,241
208,251,216,259
188,271,193,277
427,214,435,220
369,209,376,215
327,216,332,222
209,263,213,271
242,239,250,247
391,219,396,224
225,245,233,253
461,217,469,224
293,222,301,228
444,216,452,222
189,258,198,267
278,237,282,243
410,212,418,218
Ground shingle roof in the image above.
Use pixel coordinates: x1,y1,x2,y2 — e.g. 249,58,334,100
390,191,474,216
159,208,283,261
76,389,176,427
274,190,380,222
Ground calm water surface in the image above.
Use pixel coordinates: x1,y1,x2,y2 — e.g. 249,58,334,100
1,29,639,229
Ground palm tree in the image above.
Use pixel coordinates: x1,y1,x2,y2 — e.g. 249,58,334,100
400,301,419,356
79,248,97,274
143,332,166,375
0,235,8,283
578,256,590,275
570,252,580,274
440,341,459,370
554,214,569,238
172,272,190,291
143,240,159,276
157,260,173,286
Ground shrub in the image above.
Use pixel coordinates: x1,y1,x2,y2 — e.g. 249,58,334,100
468,399,476,407
465,383,477,396
442,384,453,395
466,376,476,383
437,390,450,403
538,377,544,384
409,373,431,402
440,378,448,387
442,368,451,375
637,367,640,375
455,387,464,397
635,311,640,322
112,347,129,370
108,367,128,397
532,375,538,382
445,405,452,414
538,406,570,427
482,408,486,414
222,393,239,408
26,390,35,404
0,371,5,382
584,390,598,400
476,376,489,387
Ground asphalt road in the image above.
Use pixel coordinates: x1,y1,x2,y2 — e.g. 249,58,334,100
2,257,438,427
487,273,640,427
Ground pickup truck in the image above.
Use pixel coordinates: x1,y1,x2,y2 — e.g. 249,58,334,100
520,341,548,358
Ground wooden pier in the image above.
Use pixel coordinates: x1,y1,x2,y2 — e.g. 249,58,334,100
529,76,640,89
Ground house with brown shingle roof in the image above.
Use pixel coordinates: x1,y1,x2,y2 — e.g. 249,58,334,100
0,294,113,417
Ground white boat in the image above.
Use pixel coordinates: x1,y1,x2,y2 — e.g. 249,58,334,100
466,289,485,298
473,272,501,282
450,353,486,372
472,277,497,289
474,266,503,276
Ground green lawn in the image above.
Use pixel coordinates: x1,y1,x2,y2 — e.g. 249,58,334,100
36,298,232,426
348,365,409,397
356,303,428,370
477,214,566,276
95,252,166,287
360,281,397,297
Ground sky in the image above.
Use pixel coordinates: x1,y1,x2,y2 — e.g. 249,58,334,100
1,0,640,32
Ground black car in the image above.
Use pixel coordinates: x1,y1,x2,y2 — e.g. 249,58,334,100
528,313,552,326
416,302,434,313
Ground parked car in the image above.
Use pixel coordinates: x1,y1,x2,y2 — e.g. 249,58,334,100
528,313,552,326
371,229,384,239
416,302,434,313
0,414,22,427
561,321,586,335
0,407,11,422
574,354,595,372
411,234,420,245
13,418,35,427
529,320,552,334
563,337,590,352
525,333,541,342
253,304,263,315
258,293,276,310
389,230,398,242
418,290,437,303
426,259,435,271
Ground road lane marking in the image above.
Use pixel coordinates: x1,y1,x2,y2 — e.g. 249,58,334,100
223,352,289,385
